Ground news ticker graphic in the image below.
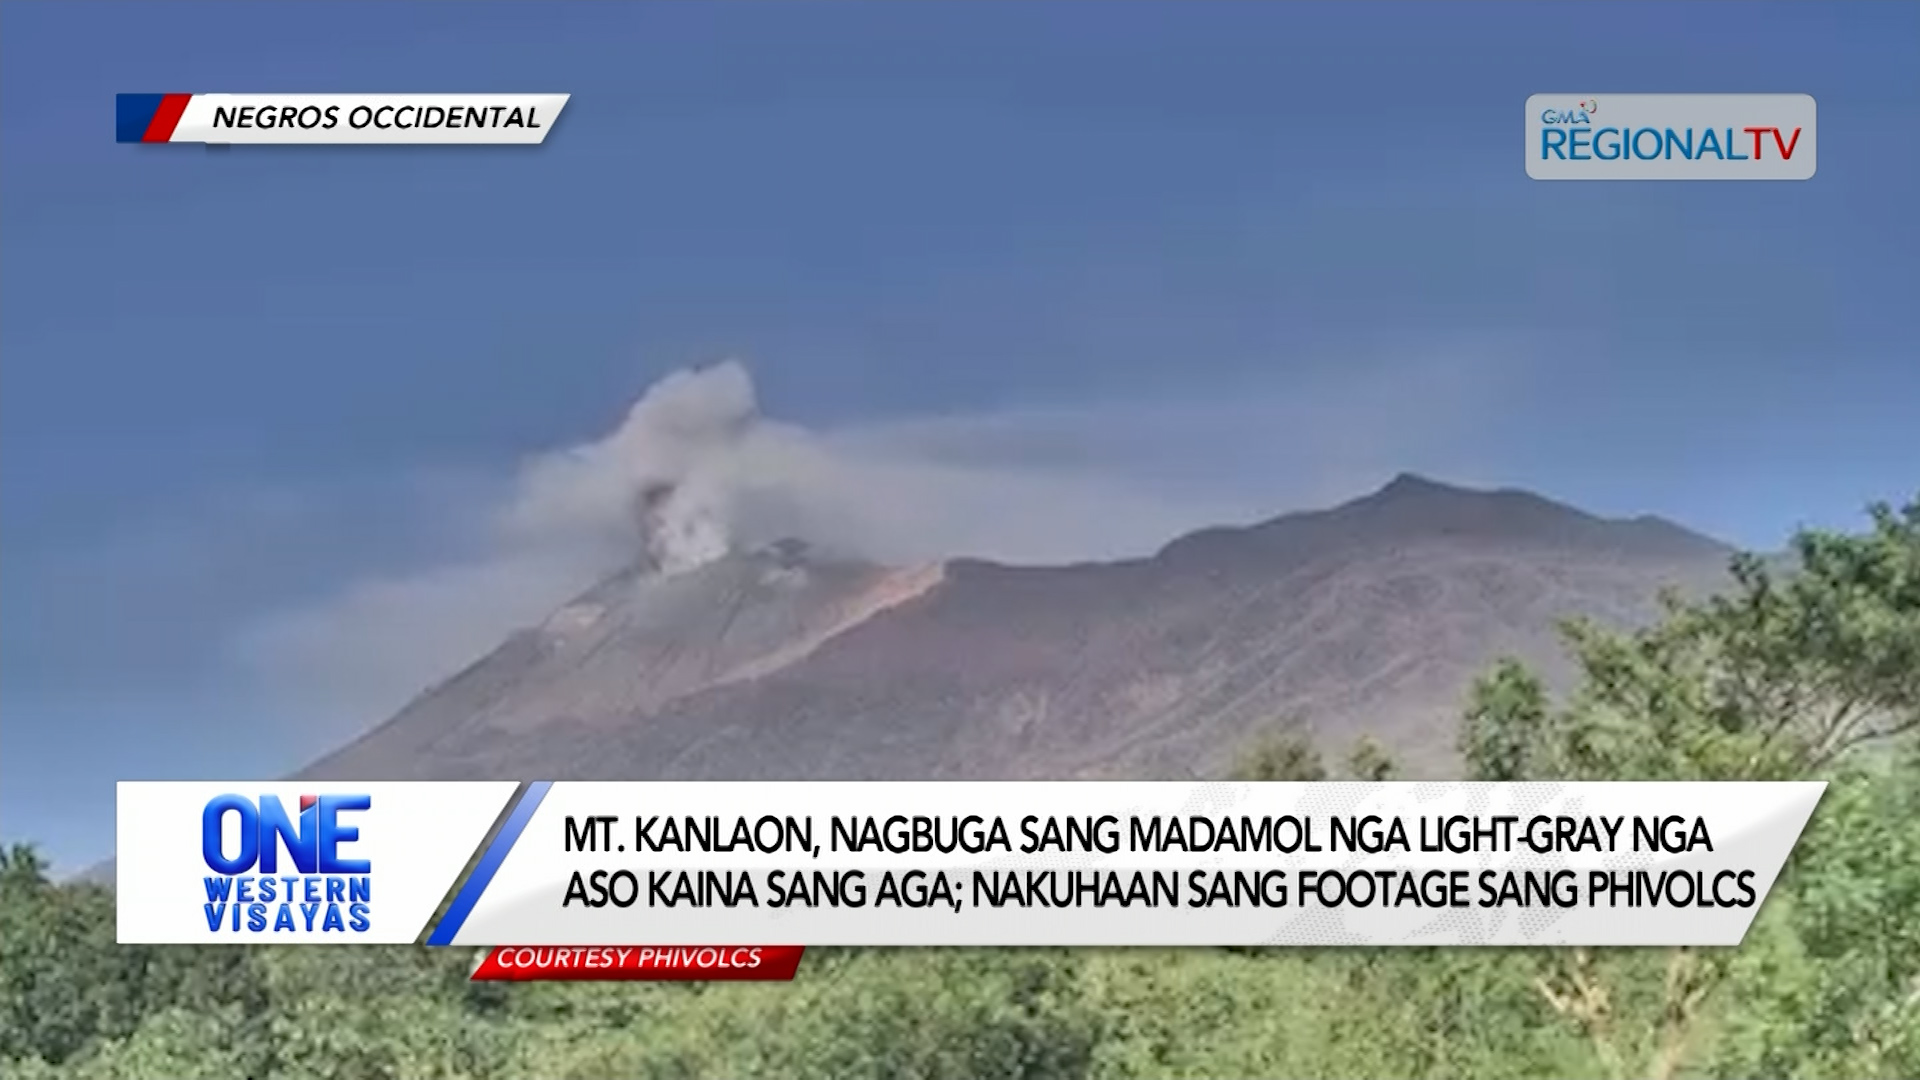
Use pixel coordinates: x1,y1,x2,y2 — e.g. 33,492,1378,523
1527,94,1816,180
115,94,568,144
118,779,1825,957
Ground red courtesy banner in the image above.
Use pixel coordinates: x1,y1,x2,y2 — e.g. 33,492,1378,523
470,945,806,982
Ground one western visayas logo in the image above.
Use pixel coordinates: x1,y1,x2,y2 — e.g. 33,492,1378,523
201,794,373,934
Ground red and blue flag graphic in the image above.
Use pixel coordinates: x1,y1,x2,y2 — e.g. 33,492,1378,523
116,94,194,142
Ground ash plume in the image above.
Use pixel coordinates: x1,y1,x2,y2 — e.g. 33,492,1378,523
506,360,758,575
232,351,1508,730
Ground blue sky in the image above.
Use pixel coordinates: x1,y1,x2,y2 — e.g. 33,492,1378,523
3,2,1915,869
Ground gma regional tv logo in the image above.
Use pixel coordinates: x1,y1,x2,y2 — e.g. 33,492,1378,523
1526,94,1815,180
200,793,373,934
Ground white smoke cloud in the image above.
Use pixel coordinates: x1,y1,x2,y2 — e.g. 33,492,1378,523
232,352,1517,729
501,360,758,571
483,357,1301,574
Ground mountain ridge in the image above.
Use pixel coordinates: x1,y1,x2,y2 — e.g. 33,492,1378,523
297,474,1734,786
74,476,1734,883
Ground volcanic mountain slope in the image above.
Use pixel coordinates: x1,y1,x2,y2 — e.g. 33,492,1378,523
296,539,947,780
299,475,1734,783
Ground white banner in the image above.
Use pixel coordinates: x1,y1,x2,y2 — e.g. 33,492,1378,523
438,780,1824,947
116,781,518,943
1526,94,1816,180
140,94,568,144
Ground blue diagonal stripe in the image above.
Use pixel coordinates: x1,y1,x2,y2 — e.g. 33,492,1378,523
427,781,551,946
116,94,164,143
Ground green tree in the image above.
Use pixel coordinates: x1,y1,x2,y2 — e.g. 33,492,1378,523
1345,735,1398,781
503,949,1099,1079
55,1005,267,1080
1460,659,1550,782
0,845,155,1065
1709,746,1920,1079
1460,494,1920,1079
1228,728,1327,782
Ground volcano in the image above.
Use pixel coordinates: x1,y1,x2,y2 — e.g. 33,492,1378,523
297,475,1731,783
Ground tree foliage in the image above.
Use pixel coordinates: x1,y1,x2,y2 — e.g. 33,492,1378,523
1345,735,1398,781
1227,727,1327,781
1455,494,1920,1078
1462,495,1920,787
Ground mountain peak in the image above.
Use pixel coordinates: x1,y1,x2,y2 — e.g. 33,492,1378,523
1350,472,1576,514
1155,474,1729,574
297,473,1735,792
1372,472,1461,500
